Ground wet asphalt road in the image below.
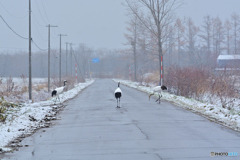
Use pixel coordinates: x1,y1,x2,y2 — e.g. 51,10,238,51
1,79,240,160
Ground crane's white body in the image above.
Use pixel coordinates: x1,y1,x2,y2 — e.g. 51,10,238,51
152,86,162,93
149,85,167,104
52,80,67,104
54,86,65,94
115,82,122,108
115,87,122,93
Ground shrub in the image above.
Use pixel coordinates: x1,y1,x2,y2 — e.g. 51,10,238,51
0,114,7,122
166,66,210,98
165,66,238,106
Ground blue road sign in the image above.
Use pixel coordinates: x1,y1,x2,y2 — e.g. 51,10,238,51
92,58,99,63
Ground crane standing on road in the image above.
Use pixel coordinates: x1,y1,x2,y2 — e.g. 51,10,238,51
115,82,122,108
149,85,167,104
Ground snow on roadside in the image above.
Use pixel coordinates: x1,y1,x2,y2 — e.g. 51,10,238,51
113,79,240,132
0,79,94,153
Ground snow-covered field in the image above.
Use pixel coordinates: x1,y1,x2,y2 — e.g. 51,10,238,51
0,79,94,153
0,77,51,103
114,79,240,133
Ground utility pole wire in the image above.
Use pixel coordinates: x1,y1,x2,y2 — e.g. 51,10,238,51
0,1,28,19
32,19,47,41
32,40,47,51
0,14,47,51
41,0,50,23
32,11,45,27
0,15,28,40
34,0,47,24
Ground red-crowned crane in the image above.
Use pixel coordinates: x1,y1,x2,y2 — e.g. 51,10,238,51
52,80,67,104
115,82,122,108
149,85,167,104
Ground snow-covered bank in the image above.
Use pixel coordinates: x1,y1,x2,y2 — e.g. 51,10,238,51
114,79,240,132
0,80,94,153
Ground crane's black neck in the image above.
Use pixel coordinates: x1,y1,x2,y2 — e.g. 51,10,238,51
118,82,120,87
64,81,67,86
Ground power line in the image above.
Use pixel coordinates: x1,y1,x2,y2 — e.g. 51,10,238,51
32,11,45,27
0,47,27,50
0,15,28,40
34,0,47,24
32,40,47,51
32,17,47,41
51,26,60,39
0,14,47,51
0,1,28,19
33,0,59,40
0,47,47,52
57,27,62,35
40,0,59,40
41,0,50,23
51,30,58,40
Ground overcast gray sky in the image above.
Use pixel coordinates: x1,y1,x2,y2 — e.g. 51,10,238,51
0,0,240,53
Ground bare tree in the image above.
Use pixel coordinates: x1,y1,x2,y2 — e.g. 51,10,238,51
231,13,240,55
224,19,232,55
124,12,139,81
165,25,176,67
125,0,181,85
185,18,199,65
199,15,212,55
175,18,185,66
212,17,224,56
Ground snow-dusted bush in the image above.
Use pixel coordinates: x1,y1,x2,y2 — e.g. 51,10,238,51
166,66,209,97
0,75,80,104
138,71,160,86
165,66,238,109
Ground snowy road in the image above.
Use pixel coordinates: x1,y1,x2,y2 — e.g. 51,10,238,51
1,79,240,160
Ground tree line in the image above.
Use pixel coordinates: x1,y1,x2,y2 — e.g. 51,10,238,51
124,0,240,83
0,44,128,80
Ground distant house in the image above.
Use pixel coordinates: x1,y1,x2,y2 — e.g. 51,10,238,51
217,55,240,68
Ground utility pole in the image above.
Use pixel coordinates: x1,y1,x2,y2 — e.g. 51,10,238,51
58,34,67,86
46,24,57,92
29,0,32,101
66,42,68,76
69,43,75,77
